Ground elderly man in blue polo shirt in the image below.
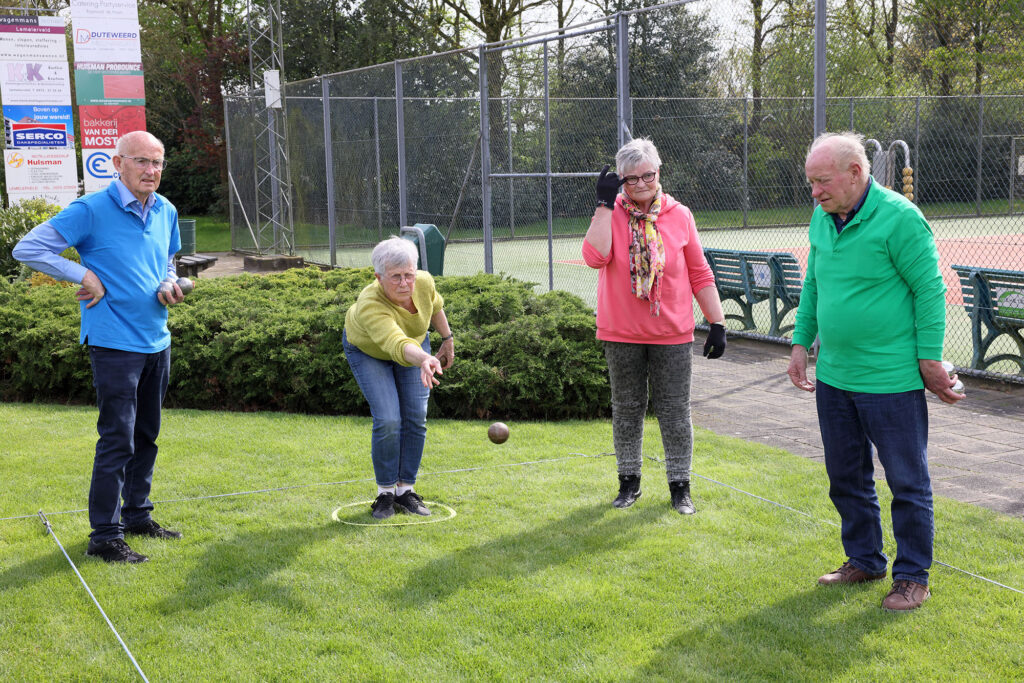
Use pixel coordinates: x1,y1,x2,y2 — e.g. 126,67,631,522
13,131,185,564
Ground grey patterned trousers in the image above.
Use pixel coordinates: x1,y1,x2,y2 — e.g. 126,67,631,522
603,340,694,483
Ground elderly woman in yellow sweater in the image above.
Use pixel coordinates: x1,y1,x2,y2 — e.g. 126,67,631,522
343,237,454,520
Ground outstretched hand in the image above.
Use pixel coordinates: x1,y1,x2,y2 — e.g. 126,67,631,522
596,164,625,209
419,355,443,388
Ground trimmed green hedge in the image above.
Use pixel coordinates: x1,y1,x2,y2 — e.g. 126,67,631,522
0,268,610,420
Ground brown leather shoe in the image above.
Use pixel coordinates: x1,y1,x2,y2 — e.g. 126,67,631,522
818,561,887,585
882,580,930,611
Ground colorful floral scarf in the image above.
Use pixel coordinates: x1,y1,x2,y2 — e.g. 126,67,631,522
621,186,665,316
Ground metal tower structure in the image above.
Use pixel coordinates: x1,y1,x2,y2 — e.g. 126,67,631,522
246,0,294,255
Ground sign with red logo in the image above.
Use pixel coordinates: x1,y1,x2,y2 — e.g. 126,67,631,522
11,121,68,147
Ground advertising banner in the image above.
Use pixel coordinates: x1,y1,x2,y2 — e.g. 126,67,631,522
71,0,139,22
1,60,72,106
3,104,75,148
71,18,142,63
4,148,78,206
0,16,67,61
74,64,145,106
79,104,146,192
81,147,118,193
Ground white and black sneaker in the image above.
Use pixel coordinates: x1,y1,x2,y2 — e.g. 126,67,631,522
394,490,431,516
370,492,396,520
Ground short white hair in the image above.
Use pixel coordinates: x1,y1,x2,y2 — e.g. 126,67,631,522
615,137,661,174
115,130,164,156
806,131,871,174
371,236,418,275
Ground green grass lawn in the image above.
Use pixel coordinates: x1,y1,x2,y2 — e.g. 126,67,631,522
184,215,231,253
2,403,1022,680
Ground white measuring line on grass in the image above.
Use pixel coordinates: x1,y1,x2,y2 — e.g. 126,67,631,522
15,452,1022,596
36,511,150,682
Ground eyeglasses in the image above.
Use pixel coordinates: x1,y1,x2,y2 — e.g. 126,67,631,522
623,171,657,186
386,273,416,285
120,155,167,171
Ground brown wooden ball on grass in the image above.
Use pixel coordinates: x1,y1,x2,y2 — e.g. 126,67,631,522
488,422,509,444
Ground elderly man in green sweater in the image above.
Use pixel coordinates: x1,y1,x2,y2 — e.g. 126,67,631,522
788,131,963,612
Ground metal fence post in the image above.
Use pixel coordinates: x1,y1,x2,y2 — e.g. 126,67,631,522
849,97,854,130
616,13,631,146
507,96,515,238
915,96,921,197
223,95,236,247
813,0,826,138
374,97,383,240
976,94,983,216
396,61,408,229
479,45,493,274
742,97,749,229
321,77,336,267
544,43,553,291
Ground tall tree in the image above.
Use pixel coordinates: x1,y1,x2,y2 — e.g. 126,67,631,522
841,0,903,95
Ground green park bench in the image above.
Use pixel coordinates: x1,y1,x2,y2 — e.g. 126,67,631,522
950,265,1024,373
704,248,803,337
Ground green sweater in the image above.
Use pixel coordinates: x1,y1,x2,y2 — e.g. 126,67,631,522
344,271,444,365
792,182,946,392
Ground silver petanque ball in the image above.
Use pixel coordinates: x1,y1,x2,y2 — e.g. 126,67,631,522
176,277,194,295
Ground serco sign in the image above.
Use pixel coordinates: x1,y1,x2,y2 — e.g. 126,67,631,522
11,123,68,148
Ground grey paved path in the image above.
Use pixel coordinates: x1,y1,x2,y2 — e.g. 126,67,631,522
691,336,1024,518
194,253,1024,518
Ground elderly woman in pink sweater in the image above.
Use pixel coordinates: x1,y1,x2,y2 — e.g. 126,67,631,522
582,137,727,515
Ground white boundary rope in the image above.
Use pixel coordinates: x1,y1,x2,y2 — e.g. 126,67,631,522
36,511,150,682
12,451,1021,596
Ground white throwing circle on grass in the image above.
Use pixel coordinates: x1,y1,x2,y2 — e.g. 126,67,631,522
331,500,457,526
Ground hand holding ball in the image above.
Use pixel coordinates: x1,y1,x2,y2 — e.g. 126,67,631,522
488,422,509,444
941,360,965,396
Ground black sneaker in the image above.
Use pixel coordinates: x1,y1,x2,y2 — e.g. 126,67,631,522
394,490,431,516
669,480,696,515
613,474,642,508
86,538,149,564
370,492,396,520
125,519,182,539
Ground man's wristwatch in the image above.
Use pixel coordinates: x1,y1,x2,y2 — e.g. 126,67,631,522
441,333,454,341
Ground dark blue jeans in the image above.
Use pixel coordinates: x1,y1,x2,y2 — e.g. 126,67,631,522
815,380,933,585
342,331,430,487
88,345,171,543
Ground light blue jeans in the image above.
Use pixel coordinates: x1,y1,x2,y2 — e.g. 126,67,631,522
343,330,431,486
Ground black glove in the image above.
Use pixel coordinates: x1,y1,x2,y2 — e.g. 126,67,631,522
596,164,624,209
703,323,726,359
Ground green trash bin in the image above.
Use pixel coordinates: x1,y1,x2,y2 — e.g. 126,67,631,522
178,218,197,256
399,223,445,276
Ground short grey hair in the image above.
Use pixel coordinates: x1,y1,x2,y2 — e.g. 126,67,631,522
115,130,164,156
371,236,418,275
615,137,661,174
807,131,871,175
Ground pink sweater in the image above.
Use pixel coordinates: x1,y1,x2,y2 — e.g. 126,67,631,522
582,193,716,344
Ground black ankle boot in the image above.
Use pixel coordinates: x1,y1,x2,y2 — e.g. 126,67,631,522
613,474,642,508
669,480,695,515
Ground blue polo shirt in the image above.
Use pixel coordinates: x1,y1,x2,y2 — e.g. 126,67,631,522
48,181,181,353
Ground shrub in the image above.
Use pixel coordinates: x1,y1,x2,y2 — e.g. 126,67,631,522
0,198,63,280
0,268,610,419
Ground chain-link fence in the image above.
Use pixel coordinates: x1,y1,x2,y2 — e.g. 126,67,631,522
225,0,1024,382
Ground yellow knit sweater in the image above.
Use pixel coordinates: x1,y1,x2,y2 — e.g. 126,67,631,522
344,271,444,365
